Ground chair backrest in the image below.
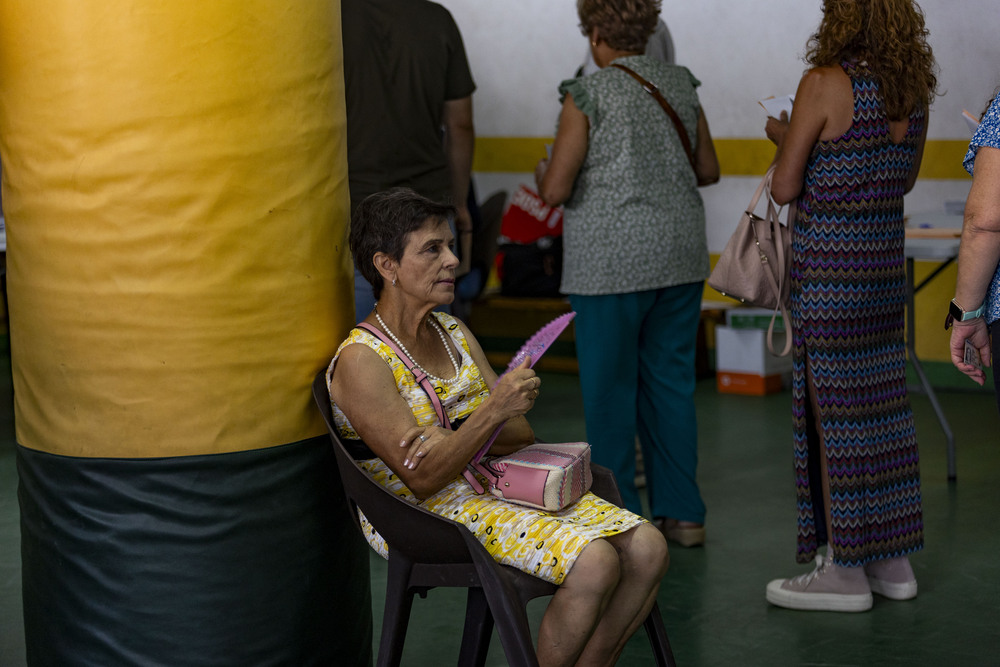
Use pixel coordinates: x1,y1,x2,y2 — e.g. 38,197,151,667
312,371,479,565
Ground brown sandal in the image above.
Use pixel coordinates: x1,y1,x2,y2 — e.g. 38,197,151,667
654,517,706,548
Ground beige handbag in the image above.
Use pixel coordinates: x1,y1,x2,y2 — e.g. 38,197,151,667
708,165,792,356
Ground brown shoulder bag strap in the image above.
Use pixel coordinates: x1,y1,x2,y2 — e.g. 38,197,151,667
610,62,696,172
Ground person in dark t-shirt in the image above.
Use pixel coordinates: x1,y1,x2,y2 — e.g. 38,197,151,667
342,0,476,322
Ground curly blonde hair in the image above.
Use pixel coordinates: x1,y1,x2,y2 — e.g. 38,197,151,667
577,0,661,53
806,0,937,120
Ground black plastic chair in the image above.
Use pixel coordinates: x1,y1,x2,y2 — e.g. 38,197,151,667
312,371,677,667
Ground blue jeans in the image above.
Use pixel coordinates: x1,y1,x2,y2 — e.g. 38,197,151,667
570,283,705,522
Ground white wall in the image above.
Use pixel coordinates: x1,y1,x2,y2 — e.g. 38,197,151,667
441,0,998,252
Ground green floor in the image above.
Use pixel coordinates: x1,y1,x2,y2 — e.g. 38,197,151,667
2,350,1000,665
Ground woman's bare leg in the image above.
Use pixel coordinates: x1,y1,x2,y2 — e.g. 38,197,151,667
536,539,621,667
805,363,834,546
574,523,670,666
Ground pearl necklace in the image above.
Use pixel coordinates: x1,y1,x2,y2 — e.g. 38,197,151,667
374,303,460,384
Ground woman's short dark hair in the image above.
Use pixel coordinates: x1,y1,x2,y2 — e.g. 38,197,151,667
350,188,455,300
577,0,661,53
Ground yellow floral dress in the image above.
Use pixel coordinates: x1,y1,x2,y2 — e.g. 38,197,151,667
327,312,645,585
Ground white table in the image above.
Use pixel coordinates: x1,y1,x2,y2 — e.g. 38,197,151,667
904,211,963,480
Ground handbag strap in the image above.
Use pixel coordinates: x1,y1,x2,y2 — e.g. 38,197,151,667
766,304,792,357
746,164,777,219
356,322,451,429
357,321,488,493
755,166,793,356
610,63,696,172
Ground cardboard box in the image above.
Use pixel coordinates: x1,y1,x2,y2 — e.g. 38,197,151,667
716,371,786,396
725,307,786,332
715,325,793,376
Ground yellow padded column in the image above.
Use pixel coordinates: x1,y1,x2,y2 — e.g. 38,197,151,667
0,1,352,457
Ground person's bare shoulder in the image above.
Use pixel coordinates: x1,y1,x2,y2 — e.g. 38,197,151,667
800,65,851,101
329,339,392,401
798,66,853,139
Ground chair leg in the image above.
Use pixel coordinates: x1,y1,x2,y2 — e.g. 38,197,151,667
475,570,539,667
377,554,417,667
643,601,678,667
458,587,494,667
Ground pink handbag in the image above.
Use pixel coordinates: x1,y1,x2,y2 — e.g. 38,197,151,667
467,443,592,512
707,164,793,356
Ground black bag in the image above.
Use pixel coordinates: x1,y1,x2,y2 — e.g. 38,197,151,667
499,236,563,297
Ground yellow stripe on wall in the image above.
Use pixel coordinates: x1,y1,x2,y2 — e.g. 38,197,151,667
713,139,775,176
474,137,550,174
475,137,972,180
917,140,973,180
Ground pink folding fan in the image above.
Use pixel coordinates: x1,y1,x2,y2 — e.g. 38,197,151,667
470,311,576,464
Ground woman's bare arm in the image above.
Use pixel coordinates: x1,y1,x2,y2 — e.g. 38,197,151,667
535,93,589,207
767,66,851,205
331,332,538,499
950,146,1000,383
694,107,720,186
455,320,537,454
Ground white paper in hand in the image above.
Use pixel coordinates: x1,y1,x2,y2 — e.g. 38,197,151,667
759,94,795,119
962,109,980,135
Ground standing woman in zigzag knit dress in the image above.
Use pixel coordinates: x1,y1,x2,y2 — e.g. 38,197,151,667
762,0,937,612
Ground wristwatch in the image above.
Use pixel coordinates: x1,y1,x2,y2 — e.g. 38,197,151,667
944,298,986,329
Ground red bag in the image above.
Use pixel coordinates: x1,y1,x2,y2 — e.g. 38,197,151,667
499,185,563,244
496,186,564,296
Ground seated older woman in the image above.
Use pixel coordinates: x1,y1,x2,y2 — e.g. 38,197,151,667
327,188,668,665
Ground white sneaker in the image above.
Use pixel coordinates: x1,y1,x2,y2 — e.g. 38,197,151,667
864,557,918,600
766,554,873,612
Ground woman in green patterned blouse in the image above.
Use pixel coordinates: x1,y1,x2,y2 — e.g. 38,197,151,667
535,0,719,548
